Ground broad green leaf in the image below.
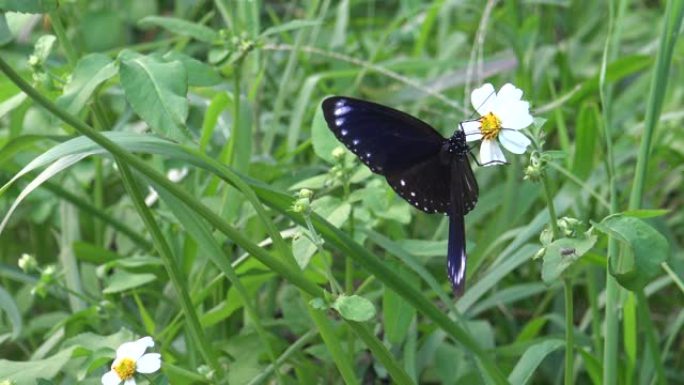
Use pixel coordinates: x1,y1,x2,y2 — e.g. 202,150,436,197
260,19,321,38
138,15,218,43
102,270,156,294
0,286,21,339
119,51,189,140
332,294,376,322
596,214,669,291
162,51,221,87
0,13,11,45
57,53,117,115
0,347,75,385
311,99,339,164
541,234,597,282
508,339,565,385
0,0,57,13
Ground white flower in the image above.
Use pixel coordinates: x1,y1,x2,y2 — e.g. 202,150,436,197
460,83,533,166
101,336,161,385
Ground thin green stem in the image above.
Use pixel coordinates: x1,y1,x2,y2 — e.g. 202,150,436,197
116,161,223,376
564,278,575,385
48,12,78,67
541,168,572,385
599,1,625,382
540,171,560,237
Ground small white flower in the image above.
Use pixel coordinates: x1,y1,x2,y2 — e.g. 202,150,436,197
101,336,161,385
461,83,533,166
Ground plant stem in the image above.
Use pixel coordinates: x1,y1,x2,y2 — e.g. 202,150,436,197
540,171,560,235
541,169,573,385
117,161,223,377
564,278,574,385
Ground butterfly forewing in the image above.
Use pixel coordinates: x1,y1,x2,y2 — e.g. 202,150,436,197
322,97,445,175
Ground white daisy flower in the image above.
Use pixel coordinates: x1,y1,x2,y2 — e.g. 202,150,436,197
101,336,161,385
460,83,533,166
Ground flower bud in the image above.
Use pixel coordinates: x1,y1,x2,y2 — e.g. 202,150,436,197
524,152,542,182
291,198,310,213
539,227,553,246
332,146,345,161
297,188,314,199
558,217,582,237
18,253,38,272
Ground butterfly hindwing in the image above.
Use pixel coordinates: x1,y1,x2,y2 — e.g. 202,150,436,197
321,96,445,175
446,158,479,294
447,215,467,295
385,155,451,214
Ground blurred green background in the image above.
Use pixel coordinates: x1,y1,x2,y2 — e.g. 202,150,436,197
0,0,682,384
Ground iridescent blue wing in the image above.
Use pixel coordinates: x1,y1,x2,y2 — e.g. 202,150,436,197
321,96,450,214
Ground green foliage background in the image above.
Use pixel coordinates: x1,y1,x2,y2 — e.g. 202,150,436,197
0,0,682,384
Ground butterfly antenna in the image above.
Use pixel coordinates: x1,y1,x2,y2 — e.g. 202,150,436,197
458,89,496,135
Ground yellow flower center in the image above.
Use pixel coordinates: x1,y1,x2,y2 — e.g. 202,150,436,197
480,112,502,140
113,357,136,380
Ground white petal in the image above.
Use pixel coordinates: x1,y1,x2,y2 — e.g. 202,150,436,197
116,337,154,361
499,130,531,154
101,370,122,385
496,83,523,103
124,379,136,385
460,121,483,141
136,353,161,374
495,100,533,130
479,139,507,166
470,83,497,115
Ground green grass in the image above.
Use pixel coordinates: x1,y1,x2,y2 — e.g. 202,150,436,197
0,1,683,384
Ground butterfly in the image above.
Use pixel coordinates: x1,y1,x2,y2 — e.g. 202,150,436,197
321,96,482,295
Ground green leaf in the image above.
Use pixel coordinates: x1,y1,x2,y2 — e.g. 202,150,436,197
311,99,339,164
620,209,670,218
102,270,156,294
138,15,218,43
541,234,597,282
118,51,189,141
0,347,75,385
0,286,21,339
571,102,599,179
0,0,57,13
332,294,376,322
0,13,12,45
162,51,221,87
595,214,669,291
57,53,117,115
508,339,565,385
260,19,321,38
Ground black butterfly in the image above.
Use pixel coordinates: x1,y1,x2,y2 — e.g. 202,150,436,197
321,96,479,295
